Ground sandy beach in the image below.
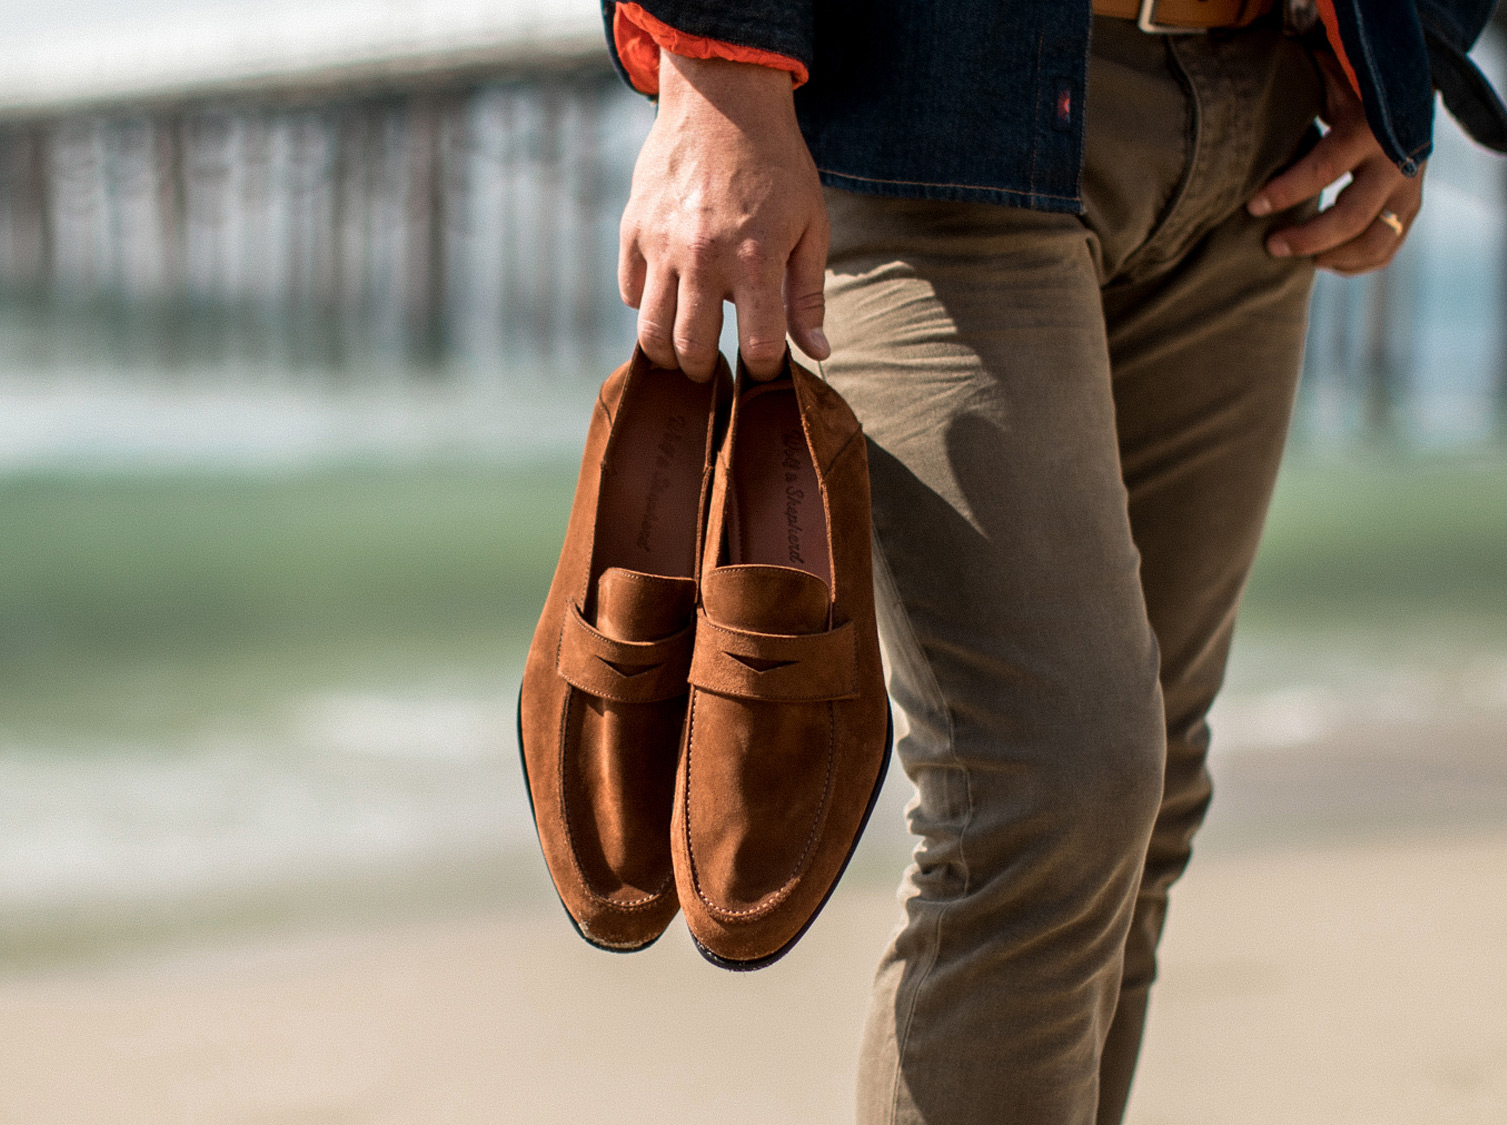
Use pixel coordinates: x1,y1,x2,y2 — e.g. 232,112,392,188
2,822,1504,1125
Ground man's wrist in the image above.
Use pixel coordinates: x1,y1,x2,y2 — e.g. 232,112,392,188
658,50,800,130
660,51,797,102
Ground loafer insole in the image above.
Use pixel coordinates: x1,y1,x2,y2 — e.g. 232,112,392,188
728,383,831,590
592,367,715,597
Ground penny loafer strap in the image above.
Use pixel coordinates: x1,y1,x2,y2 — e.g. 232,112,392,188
557,604,695,703
689,612,859,702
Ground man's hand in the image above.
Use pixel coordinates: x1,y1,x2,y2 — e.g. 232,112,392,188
1247,51,1424,275
619,52,830,381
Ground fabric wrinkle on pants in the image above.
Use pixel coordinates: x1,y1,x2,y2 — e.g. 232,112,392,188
822,19,1325,1125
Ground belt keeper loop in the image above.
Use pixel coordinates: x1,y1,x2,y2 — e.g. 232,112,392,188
1136,0,1203,35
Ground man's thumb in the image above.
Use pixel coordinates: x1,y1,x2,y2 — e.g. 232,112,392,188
785,225,830,360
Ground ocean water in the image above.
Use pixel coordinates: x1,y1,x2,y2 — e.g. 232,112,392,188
0,458,576,960
1,442,1501,965
0,686,532,913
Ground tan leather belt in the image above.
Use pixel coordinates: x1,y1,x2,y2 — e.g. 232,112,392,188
1093,0,1277,33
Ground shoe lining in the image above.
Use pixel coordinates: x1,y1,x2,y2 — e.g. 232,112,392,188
592,366,713,594
727,383,832,589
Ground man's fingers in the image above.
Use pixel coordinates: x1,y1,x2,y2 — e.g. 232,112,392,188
1265,165,1393,258
727,240,789,379
733,274,790,381
1313,211,1408,275
672,273,725,381
784,224,830,362
618,236,647,309
1248,129,1360,217
636,270,679,370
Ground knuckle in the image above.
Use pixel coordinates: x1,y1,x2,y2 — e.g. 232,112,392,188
788,289,826,314
734,239,777,277
676,352,716,377
672,332,716,361
683,233,729,274
1312,152,1348,187
1334,215,1371,243
740,335,786,363
638,321,673,351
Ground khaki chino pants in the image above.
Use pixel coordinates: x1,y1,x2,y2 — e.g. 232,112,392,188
821,18,1326,1125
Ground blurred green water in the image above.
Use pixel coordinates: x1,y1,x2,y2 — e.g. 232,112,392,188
0,462,577,742
1242,453,1507,633
0,449,1501,966
1,452,1503,744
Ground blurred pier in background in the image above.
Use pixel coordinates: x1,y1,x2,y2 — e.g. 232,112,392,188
0,0,648,384
0,82,646,375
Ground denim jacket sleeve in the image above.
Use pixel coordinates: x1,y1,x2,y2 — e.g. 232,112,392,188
600,0,815,91
1416,0,1507,152
1323,0,1507,169
597,0,1502,211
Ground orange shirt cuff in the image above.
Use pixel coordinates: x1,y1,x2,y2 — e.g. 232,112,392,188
1315,0,1364,101
612,2,809,97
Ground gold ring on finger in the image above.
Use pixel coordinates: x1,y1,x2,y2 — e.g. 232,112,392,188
1378,209,1404,237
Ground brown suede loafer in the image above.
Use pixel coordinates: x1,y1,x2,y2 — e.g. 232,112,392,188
519,348,730,952
674,353,891,970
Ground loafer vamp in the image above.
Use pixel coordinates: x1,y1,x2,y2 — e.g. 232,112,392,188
684,693,834,918
674,358,892,968
560,568,695,905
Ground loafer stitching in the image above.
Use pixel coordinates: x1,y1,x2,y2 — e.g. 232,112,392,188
682,691,836,921
688,614,859,702
554,686,676,911
558,602,696,704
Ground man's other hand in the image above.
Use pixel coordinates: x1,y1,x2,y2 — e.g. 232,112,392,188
1247,50,1425,276
619,53,830,381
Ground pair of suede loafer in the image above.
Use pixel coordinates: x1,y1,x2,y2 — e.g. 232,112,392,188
517,346,891,970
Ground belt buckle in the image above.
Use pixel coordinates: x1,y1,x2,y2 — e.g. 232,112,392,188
1137,0,1203,34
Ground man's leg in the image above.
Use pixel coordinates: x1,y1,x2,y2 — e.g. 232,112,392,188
1085,27,1325,1123
821,190,1167,1125
1093,198,1319,1125
823,23,1325,1122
